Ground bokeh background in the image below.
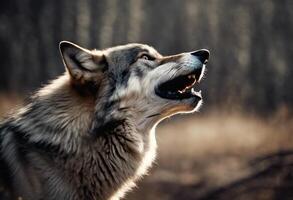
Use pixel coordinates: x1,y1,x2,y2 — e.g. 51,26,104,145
0,0,293,199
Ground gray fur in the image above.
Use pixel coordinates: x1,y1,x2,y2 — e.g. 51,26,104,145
0,42,207,200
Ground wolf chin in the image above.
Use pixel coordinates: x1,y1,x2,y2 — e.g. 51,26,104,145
0,42,209,200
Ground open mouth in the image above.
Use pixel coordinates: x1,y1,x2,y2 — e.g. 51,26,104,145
155,68,203,100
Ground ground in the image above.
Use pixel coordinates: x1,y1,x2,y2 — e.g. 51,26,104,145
127,110,293,200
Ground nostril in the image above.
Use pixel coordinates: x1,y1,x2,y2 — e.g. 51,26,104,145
191,49,210,64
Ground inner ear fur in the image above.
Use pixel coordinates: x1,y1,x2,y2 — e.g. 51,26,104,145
59,41,107,83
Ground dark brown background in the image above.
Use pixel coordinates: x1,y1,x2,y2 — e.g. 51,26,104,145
0,0,293,114
0,0,293,199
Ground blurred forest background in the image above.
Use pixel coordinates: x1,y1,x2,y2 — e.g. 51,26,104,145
0,0,293,200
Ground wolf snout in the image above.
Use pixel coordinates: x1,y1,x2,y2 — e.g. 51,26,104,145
191,49,210,64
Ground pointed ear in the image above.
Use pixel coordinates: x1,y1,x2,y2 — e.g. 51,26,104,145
59,41,107,82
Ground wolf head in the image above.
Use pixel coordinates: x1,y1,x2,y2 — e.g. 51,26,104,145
59,41,209,132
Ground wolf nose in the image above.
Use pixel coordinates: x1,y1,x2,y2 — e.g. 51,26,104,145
191,49,210,64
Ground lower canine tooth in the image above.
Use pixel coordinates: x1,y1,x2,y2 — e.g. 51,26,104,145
191,88,202,96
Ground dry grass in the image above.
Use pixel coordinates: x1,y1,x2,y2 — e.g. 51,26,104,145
127,112,293,200
1,96,293,200
0,94,23,117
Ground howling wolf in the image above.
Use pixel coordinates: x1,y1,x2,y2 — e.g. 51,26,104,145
0,42,209,200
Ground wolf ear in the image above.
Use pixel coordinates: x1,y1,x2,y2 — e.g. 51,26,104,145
59,41,107,82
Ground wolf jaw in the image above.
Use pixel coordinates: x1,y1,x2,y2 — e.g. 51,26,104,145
0,41,209,200
155,67,204,100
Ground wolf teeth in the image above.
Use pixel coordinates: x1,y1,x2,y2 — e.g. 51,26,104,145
188,74,196,79
178,89,186,94
191,88,202,96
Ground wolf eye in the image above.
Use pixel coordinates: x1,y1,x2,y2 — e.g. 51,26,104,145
140,54,155,61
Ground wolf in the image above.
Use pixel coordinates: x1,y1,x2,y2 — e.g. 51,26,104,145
0,41,209,200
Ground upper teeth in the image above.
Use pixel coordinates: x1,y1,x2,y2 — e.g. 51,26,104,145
188,74,196,79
